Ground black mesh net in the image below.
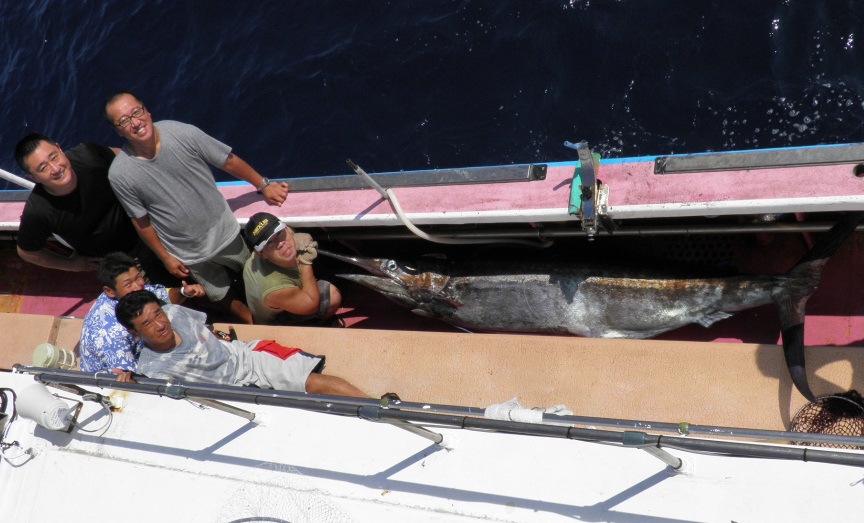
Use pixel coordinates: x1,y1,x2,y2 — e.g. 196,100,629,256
790,390,864,449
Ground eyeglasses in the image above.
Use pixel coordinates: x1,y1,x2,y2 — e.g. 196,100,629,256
114,107,146,128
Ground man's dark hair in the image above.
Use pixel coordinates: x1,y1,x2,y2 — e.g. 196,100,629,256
116,290,165,330
97,252,140,289
103,91,145,124
13,133,56,174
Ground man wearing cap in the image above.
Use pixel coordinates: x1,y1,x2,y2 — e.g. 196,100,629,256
243,212,342,325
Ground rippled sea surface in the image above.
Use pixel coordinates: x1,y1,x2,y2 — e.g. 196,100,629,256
1,1,864,188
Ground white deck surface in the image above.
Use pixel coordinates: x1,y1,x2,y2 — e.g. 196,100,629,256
2,371,864,522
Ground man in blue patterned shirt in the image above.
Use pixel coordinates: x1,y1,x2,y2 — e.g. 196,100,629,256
78,252,205,374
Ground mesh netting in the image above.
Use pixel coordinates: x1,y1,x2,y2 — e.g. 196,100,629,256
790,390,864,449
216,462,357,523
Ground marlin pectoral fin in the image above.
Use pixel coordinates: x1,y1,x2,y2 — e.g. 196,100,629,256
695,311,734,328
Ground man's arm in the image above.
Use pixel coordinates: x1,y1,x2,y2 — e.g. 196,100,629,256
262,264,321,316
131,215,190,279
17,246,101,271
219,152,289,206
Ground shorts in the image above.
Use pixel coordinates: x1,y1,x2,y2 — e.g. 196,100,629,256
248,343,325,392
186,233,250,301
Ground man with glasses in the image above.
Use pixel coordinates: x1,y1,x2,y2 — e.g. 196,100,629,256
13,133,132,271
242,212,342,325
79,252,204,374
104,92,289,324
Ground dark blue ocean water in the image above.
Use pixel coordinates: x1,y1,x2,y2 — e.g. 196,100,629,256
2,0,864,189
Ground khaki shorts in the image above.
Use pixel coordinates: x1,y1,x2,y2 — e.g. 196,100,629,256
186,233,250,301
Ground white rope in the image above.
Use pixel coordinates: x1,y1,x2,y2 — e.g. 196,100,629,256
484,397,572,424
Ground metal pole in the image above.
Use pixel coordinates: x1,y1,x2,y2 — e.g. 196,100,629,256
357,405,446,446
22,365,864,447
189,397,257,423
641,446,684,470
321,222,864,241
20,368,864,458
0,168,34,190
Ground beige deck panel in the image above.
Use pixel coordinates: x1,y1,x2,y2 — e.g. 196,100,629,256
0,313,61,370
5,315,862,432
221,323,864,432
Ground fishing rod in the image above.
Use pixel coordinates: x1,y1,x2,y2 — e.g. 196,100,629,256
14,366,864,465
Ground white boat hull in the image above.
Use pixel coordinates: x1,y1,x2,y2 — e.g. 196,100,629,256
2,371,863,522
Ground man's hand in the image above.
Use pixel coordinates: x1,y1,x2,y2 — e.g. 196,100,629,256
261,181,289,207
297,244,318,265
181,280,205,298
112,368,134,383
294,233,318,265
161,254,190,278
293,232,313,252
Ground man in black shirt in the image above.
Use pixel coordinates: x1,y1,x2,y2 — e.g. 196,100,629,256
14,133,136,271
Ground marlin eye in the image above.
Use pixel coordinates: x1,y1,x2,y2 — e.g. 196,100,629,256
386,261,398,271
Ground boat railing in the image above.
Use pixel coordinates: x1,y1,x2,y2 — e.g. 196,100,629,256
12,365,864,470
0,168,34,191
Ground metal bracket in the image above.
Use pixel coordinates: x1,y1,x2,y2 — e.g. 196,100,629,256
622,430,684,471
359,405,446,446
565,141,615,238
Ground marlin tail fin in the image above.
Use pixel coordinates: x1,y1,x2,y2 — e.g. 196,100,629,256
774,212,864,401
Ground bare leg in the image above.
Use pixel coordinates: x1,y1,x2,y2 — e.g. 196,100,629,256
228,297,253,324
213,290,253,324
305,373,367,398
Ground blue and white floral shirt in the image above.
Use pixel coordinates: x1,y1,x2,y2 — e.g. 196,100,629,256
79,284,170,372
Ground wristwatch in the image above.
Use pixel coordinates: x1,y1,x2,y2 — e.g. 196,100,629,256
256,177,271,193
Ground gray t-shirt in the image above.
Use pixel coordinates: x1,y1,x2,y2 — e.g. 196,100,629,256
108,120,239,264
137,304,258,385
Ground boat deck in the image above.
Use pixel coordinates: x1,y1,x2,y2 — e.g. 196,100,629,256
4,309,864,431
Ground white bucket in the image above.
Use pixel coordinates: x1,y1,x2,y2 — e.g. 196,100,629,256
16,383,73,431
32,343,78,370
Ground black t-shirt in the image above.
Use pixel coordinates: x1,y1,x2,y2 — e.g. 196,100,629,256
17,143,137,256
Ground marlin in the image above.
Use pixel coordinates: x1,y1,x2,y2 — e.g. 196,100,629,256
319,213,863,402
